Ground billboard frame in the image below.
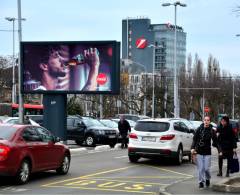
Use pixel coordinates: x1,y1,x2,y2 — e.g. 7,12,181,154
20,40,120,95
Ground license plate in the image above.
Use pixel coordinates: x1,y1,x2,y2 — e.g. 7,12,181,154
142,136,156,142
109,135,116,138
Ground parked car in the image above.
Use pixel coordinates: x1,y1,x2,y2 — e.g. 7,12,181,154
99,119,121,141
190,120,217,131
115,114,150,122
111,118,136,128
27,115,43,126
67,116,118,147
0,124,71,184
128,118,194,165
0,117,40,126
230,119,240,141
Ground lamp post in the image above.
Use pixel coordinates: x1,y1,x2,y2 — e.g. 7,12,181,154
232,79,235,119
148,44,163,118
162,1,186,118
5,17,25,104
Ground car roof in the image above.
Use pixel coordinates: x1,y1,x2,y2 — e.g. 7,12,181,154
137,118,180,123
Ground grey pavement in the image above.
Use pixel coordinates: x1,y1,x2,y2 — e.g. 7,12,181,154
162,143,240,195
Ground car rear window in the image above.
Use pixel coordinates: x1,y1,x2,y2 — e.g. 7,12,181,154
134,121,170,132
0,126,18,140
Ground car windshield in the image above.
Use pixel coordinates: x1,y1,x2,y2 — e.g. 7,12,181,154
0,126,18,140
100,120,118,128
82,117,105,127
135,121,170,132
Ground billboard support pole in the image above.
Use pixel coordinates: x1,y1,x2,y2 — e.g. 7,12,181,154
43,94,67,141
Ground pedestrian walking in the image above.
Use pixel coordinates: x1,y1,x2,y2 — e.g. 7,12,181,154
118,115,131,149
216,116,237,177
191,116,218,188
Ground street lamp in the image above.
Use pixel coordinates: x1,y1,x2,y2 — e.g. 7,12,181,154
5,16,26,104
148,44,163,118
162,1,186,118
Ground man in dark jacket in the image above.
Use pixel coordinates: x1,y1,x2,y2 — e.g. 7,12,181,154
118,115,131,149
191,116,218,188
216,116,237,177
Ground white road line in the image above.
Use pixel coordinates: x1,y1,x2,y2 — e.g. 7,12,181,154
114,155,128,159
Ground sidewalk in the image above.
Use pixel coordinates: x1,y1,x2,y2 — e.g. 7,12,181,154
162,143,240,194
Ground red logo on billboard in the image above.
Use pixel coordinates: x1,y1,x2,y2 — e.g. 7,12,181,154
135,37,147,49
97,73,107,85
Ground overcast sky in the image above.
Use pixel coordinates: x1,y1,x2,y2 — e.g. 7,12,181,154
0,0,239,74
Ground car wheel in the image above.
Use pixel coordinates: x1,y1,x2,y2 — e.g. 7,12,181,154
85,135,95,147
129,155,140,163
175,146,183,165
56,154,70,175
15,159,31,185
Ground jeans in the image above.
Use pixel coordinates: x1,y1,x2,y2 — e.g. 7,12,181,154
196,154,211,183
121,134,128,148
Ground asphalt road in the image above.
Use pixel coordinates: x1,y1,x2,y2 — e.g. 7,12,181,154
0,146,238,195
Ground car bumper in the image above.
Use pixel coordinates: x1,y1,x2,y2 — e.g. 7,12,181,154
128,147,178,158
96,135,118,144
0,165,16,176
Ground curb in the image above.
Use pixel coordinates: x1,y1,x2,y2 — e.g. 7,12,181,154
212,176,240,193
95,145,111,151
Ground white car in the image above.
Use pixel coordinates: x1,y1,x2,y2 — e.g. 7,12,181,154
0,117,40,126
128,118,194,165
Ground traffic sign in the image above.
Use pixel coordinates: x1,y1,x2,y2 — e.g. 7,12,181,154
204,107,210,113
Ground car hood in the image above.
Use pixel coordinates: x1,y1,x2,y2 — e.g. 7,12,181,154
88,126,116,131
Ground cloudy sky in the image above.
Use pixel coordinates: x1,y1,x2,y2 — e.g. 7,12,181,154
0,0,239,74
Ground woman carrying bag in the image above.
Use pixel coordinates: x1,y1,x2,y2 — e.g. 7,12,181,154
216,116,237,177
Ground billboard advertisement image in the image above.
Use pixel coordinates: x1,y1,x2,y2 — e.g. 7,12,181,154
21,41,120,94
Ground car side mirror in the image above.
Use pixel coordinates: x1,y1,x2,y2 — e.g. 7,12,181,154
54,136,61,143
188,129,195,134
77,122,85,127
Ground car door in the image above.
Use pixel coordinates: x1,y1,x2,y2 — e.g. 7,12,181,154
35,127,63,168
66,118,75,140
73,118,85,141
21,127,46,171
173,122,188,151
179,122,192,151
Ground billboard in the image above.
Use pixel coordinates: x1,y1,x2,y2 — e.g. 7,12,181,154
21,41,120,94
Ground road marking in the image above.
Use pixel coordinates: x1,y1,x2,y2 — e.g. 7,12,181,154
79,178,168,186
42,165,138,187
91,176,189,179
44,185,155,194
141,164,193,178
114,155,128,159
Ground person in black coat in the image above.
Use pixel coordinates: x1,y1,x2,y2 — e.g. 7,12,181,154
118,115,131,149
191,116,219,188
216,116,237,177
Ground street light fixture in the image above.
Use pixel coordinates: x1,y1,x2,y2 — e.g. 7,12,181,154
162,1,187,118
5,16,26,104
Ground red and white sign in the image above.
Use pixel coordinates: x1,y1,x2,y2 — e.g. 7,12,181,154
97,73,107,85
135,37,147,49
204,107,210,113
